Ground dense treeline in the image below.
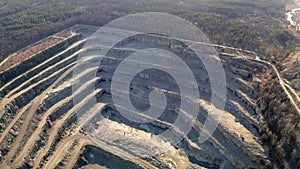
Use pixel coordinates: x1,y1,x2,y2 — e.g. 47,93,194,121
259,76,300,168
0,0,295,63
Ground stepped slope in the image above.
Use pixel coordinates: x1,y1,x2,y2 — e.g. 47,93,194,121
0,25,272,169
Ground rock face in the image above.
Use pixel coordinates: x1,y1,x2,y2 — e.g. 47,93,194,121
0,25,273,169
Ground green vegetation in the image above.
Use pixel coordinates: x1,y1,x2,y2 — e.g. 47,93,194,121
0,0,295,63
260,77,300,168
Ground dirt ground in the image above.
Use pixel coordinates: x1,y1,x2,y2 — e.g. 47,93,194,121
0,31,76,73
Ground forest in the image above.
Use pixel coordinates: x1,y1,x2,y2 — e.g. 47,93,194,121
0,0,295,63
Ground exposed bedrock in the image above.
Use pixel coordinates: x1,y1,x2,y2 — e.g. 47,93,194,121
0,25,274,169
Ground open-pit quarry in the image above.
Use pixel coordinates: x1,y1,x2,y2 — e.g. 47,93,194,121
0,24,290,169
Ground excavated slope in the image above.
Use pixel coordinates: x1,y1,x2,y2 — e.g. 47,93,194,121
0,25,272,169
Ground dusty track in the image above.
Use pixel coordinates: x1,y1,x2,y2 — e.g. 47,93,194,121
0,65,76,169
254,58,300,113
0,39,86,95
